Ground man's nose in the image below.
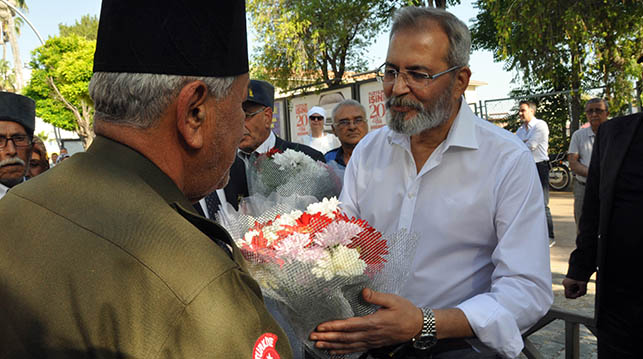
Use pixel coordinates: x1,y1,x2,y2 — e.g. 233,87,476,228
391,74,410,96
1,139,18,157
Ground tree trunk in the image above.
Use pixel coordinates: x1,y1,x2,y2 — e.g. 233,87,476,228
47,77,95,149
6,14,22,91
569,44,583,135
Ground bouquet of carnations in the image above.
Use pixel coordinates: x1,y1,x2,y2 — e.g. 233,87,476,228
218,196,416,359
246,148,342,201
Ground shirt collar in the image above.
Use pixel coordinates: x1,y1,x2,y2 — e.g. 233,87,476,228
0,182,8,197
239,131,276,156
386,96,479,151
87,135,193,210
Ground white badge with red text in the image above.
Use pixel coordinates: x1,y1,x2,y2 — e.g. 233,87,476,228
253,333,280,359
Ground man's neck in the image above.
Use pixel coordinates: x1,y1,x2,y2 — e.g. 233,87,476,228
340,143,356,163
409,103,460,174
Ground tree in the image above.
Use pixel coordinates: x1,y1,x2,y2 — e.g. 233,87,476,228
471,0,643,132
24,35,96,148
248,0,404,89
0,0,27,91
59,14,98,40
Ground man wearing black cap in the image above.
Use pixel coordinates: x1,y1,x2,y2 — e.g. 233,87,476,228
0,1,292,358
0,91,35,200
563,54,643,358
200,79,324,214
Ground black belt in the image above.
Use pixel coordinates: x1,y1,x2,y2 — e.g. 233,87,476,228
364,339,471,358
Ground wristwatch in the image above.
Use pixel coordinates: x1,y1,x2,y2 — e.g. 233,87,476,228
412,307,438,350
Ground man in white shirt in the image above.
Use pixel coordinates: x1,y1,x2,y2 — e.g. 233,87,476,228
301,106,341,153
567,98,608,229
310,7,552,359
0,92,35,200
516,100,555,245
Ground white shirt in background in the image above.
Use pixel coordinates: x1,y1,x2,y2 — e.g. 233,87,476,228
516,117,550,162
567,126,595,183
301,133,340,154
340,100,553,358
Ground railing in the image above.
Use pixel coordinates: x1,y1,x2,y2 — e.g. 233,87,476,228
522,306,596,359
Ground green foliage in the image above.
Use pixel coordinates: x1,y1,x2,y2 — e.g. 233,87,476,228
248,0,403,89
23,35,95,132
58,14,98,40
471,0,643,125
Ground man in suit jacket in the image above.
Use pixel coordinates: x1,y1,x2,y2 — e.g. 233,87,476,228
0,2,292,358
563,106,643,357
202,79,324,214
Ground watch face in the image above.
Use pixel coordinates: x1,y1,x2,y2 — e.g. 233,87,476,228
412,335,438,350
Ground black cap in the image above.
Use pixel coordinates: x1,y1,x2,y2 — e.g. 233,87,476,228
93,0,248,77
0,92,35,136
246,79,274,108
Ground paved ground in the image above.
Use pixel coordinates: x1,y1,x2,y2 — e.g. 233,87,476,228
518,190,597,358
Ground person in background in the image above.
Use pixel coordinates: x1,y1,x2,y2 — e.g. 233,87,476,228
301,106,340,153
325,99,369,181
0,91,35,200
567,98,609,229
27,136,49,178
516,100,555,246
50,152,58,166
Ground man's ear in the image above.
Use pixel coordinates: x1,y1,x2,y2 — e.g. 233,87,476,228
454,66,472,99
175,81,210,150
263,107,273,130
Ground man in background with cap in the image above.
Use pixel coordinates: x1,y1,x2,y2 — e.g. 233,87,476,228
301,106,341,154
0,91,35,200
27,136,50,178
0,1,292,358
563,54,643,358
199,79,324,215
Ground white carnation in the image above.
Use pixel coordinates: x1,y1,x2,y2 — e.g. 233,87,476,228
272,149,313,170
306,197,341,218
311,246,366,281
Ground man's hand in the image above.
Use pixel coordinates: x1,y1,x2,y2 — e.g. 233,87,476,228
308,288,423,355
562,277,588,299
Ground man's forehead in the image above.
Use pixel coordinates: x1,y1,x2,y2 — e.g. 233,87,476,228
335,106,365,120
386,25,449,69
586,102,606,109
0,120,27,134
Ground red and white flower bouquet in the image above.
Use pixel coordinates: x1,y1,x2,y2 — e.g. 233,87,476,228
219,196,415,358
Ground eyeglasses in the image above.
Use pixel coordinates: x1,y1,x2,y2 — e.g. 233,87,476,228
0,135,31,148
244,107,265,119
309,116,324,122
376,64,462,89
585,108,606,115
335,118,365,128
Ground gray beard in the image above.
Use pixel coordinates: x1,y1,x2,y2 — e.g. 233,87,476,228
0,157,27,188
385,81,456,136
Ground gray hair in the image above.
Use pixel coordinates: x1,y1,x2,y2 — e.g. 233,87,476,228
586,97,608,112
331,99,366,121
89,72,236,128
390,7,471,68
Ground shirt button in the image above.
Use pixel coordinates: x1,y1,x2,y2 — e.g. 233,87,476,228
408,192,415,199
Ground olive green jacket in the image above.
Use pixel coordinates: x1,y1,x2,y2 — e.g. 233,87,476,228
0,136,292,359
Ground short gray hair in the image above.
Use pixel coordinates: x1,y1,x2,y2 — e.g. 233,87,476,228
390,7,470,68
89,72,236,128
585,97,608,112
331,99,366,121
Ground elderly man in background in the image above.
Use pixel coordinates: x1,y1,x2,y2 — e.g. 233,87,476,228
568,98,609,229
27,136,49,178
311,7,552,358
0,91,35,200
197,79,324,218
0,1,292,358
325,99,369,181
301,106,340,153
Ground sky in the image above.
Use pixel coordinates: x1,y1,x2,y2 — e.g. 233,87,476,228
16,0,517,101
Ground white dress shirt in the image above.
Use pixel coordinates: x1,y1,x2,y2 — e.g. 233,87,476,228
0,182,8,200
340,100,553,358
567,126,595,183
301,133,340,154
516,118,549,162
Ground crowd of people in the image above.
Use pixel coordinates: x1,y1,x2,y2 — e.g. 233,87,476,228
0,1,641,359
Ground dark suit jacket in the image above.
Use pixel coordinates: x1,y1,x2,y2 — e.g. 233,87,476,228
567,112,643,324
214,135,325,211
0,136,292,358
